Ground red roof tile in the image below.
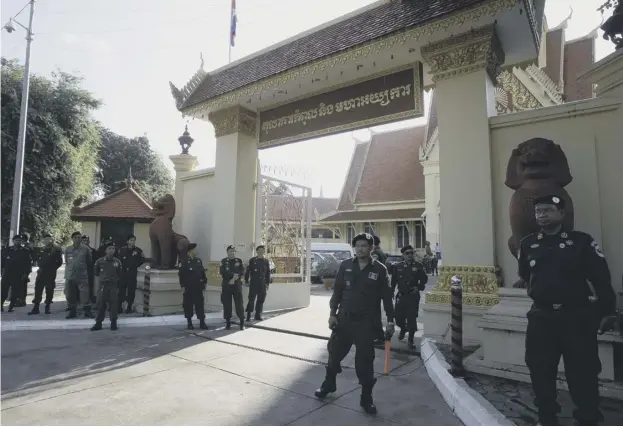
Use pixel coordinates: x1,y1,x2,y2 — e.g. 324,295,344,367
319,208,424,223
70,187,154,223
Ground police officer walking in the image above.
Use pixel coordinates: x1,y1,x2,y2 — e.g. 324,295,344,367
219,245,245,330
28,234,63,315
519,195,617,426
245,245,271,322
65,231,94,319
314,233,395,415
391,245,428,349
179,243,209,330
118,234,146,314
91,242,123,331
1,235,32,312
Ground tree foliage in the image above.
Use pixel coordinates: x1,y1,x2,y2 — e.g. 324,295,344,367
1,58,100,243
96,128,173,203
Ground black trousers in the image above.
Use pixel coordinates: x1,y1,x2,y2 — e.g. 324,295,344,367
96,283,118,322
246,282,267,315
183,287,205,320
33,272,56,304
221,283,244,320
327,313,376,386
119,270,138,308
395,290,420,333
1,276,19,304
525,306,602,425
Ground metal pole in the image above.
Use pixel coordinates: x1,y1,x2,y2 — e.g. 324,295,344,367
450,275,465,377
142,266,151,316
8,0,35,242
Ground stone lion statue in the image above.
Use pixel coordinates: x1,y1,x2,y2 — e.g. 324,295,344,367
149,194,190,269
505,138,574,287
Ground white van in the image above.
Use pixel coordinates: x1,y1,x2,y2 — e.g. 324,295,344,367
311,242,354,262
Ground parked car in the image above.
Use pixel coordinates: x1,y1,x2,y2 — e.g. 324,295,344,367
385,254,403,269
311,252,340,284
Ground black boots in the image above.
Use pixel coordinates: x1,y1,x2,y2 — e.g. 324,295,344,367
91,322,102,331
246,312,252,322
187,319,195,330
199,319,209,330
28,303,40,315
408,331,416,349
360,379,377,415
84,306,93,319
66,308,77,319
254,313,263,321
7,302,14,312
240,318,245,330
398,329,406,341
111,320,118,331
45,303,51,314
314,370,337,398
125,305,133,314
225,320,231,330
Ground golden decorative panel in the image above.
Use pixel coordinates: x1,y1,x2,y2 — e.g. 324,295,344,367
420,24,505,83
424,264,503,307
180,0,518,116
206,261,222,286
496,69,542,111
208,106,257,138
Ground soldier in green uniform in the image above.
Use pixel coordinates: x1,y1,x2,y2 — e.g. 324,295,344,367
91,242,123,331
29,234,63,315
391,245,428,349
179,243,208,330
219,245,245,330
244,245,271,321
118,234,146,314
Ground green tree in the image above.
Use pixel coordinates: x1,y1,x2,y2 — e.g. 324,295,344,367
1,58,100,243
97,128,173,203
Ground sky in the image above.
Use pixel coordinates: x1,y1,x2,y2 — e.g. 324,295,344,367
1,0,616,199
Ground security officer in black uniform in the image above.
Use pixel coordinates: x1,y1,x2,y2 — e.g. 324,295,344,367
118,234,146,314
91,242,123,331
391,245,428,349
29,234,63,315
314,232,395,415
245,245,271,321
220,245,245,330
81,235,97,304
519,195,617,426
1,235,32,312
178,243,209,330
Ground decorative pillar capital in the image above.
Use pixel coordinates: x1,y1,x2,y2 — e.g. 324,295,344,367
421,25,505,84
208,106,257,138
169,154,198,173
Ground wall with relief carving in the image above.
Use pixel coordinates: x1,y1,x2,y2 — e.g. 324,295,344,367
489,97,623,301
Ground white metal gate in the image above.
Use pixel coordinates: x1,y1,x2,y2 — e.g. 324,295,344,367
255,171,312,284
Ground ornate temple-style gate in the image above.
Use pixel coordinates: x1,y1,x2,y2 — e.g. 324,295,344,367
255,172,312,284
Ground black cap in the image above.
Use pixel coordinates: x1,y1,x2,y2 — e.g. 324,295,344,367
226,245,236,251
127,234,136,240
81,235,89,239
373,235,380,246
534,195,565,209
71,231,82,238
103,241,116,249
42,233,52,239
256,245,265,251
351,232,374,247
401,245,414,254
188,243,197,250
21,233,29,241
12,235,22,241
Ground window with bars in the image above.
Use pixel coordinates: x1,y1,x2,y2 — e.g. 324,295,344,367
347,224,356,244
395,221,410,249
414,222,426,248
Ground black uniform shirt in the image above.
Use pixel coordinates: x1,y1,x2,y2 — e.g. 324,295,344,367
119,246,145,272
391,260,428,294
178,256,207,289
220,257,245,285
330,257,394,320
245,256,271,285
94,256,123,285
2,246,32,278
518,230,615,316
37,245,63,274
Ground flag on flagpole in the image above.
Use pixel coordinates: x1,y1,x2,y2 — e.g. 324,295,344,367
230,0,237,47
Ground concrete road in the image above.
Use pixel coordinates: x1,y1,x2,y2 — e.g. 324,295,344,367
1,297,459,425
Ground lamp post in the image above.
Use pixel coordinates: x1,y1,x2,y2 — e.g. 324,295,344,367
3,0,36,242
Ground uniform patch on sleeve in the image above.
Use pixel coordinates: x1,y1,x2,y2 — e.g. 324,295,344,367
592,241,605,258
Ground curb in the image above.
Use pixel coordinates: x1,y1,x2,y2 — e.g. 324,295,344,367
421,338,515,426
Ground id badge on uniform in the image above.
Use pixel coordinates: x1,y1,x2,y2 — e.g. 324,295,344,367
368,272,378,280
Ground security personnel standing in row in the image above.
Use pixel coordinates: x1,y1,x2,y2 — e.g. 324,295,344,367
519,195,617,426
91,242,123,331
179,243,209,330
391,245,428,349
29,234,63,315
118,234,146,314
17,233,35,306
81,235,97,304
1,235,32,312
220,245,245,330
245,245,271,321
314,233,395,415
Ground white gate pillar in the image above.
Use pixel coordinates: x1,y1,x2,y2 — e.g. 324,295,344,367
208,106,259,263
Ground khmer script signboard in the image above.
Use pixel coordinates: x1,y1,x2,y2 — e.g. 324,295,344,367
258,62,424,148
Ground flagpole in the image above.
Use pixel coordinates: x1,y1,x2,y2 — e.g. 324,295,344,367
228,0,233,64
